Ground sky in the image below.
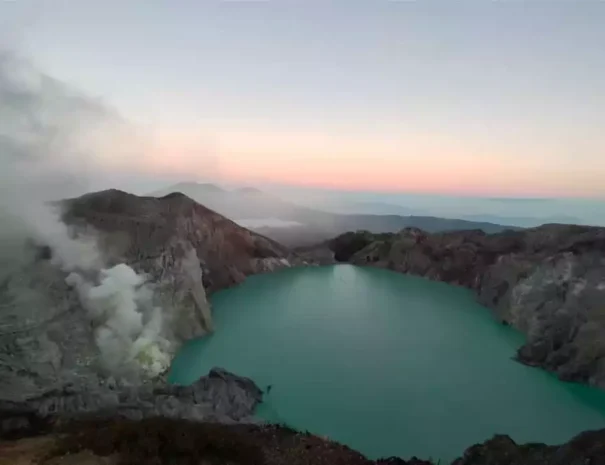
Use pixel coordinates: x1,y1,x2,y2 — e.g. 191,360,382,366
2,0,605,198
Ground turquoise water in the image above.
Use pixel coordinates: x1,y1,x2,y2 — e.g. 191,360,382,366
169,265,605,462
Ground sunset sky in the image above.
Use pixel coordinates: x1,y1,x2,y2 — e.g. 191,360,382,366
3,1,605,197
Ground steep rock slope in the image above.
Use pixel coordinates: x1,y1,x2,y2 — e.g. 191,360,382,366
1,189,302,403
329,225,605,387
63,189,298,294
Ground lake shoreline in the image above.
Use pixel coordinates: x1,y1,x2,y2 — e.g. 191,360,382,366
170,265,605,462
316,225,605,390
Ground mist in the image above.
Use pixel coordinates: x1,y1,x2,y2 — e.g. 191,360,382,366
0,51,172,377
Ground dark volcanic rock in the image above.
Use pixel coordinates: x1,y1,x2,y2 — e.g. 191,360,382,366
329,225,605,388
0,417,434,465
0,367,263,439
328,231,391,262
451,428,605,465
3,417,605,464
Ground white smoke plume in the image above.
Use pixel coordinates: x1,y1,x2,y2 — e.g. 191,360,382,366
66,265,172,377
0,51,171,378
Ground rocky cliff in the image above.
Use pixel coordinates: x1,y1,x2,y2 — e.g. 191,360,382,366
63,189,300,294
327,225,605,388
1,189,303,403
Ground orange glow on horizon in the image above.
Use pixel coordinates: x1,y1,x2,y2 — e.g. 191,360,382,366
130,125,605,199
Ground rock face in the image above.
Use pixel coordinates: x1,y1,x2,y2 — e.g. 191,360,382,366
329,225,605,388
0,189,304,404
63,189,301,294
0,367,263,439
451,428,605,465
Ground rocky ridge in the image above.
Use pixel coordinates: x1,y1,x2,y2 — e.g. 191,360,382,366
1,189,304,402
63,189,301,294
327,225,605,387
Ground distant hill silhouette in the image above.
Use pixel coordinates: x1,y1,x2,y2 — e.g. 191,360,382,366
150,182,519,247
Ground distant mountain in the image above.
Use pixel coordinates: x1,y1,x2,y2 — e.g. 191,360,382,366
317,200,424,216
316,199,583,228
487,197,553,202
163,182,226,194
236,187,264,195
460,214,584,228
150,183,519,247
150,182,334,224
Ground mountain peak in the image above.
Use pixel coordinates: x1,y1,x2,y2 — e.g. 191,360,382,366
185,182,225,192
236,187,264,195
149,182,226,198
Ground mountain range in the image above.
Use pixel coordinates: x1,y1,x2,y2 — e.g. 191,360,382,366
314,199,583,227
150,182,519,247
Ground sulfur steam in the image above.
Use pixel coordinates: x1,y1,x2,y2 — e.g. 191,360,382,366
0,51,171,378
66,264,172,377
